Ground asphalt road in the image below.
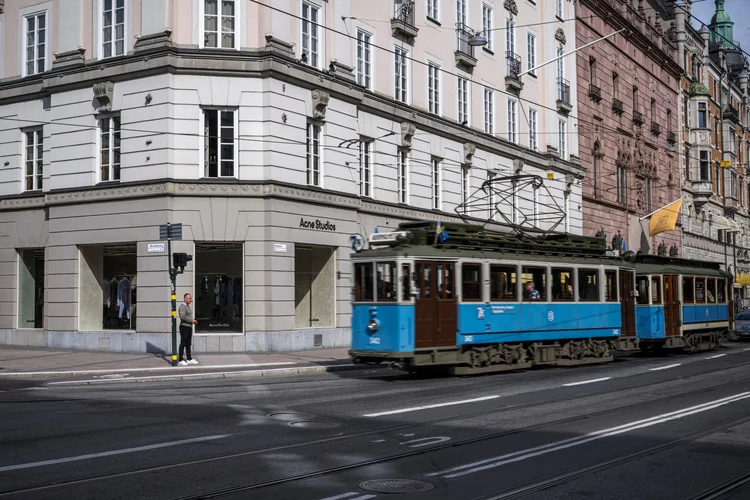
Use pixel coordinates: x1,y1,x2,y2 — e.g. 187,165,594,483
2,343,750,500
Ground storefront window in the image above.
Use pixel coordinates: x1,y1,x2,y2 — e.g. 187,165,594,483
18,249,44,329
295,245,335,329
194,242,243,333
102,244,137,330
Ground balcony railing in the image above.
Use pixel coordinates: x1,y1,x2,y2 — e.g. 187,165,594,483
556,78,572,113
506,51,521,80
456,22,475,58
651,121,661,136
612,98,624,115
589,84,601,102
633,110,643,125
391,1,418,39
667,131,676,145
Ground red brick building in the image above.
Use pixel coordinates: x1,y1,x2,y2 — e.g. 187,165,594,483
576,0,682,255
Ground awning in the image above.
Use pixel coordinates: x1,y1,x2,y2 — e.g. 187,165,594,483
736,274,750,286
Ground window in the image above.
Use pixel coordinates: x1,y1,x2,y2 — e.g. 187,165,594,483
203,0,236,49
714,117,719,146
558,120,567,160
529,109,538,151
432,158,441,210
102,0,126,57
457,0,467,25
301,2,321,68
482,4,493,51
24,129,43,191
203,109,235,178
589,57,597,85
647,178,652,212
555,0,563,18
651,276,662,304
707,278,716,303
683,277,694,303
527,33,536,73
650,98,656,122
397,149,408,204
401,263,411,301
605,270,617,302
484,88,494,134
698,102,707,128
376,262,397,301
556,43,564,81
695,277,706,303
551,268,574,301
18,249,44,329
457,77,469,124
99,116,121,182
354,263,374,301
428,63,440,114
617,166,627,204
24,12,47,76
506,18,515,56
592,141,600,197
195,243,244,332
359,139,372,197
507,100,517,143
306,122,321,186
636,276,649,305
490,265,517,301
579,269,599,301
462,263,482,301
667,109,672,132
632,86,639,111
683,95,689,127
717,279,726,302
427,0,439,21
613,72,619,98
522,266,546,301
685,147,691,181
699,151,709,181
395,47,408,103
356,30,372,89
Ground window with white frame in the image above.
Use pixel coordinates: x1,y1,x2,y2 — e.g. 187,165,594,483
507,99,517,143
556,43,564,81
527,33,536,74
457,0,467,26
427,0,439,21
204,0,236,49
395,46,409,103
428,63,440,114
356,29,372,89
506,18,515,55
432,158,441,210
458,77,469,124
484,88,494,134
24,129,43,191
101,0,125,57
556,0,563,18
359,139,372,197
301,2,321,68
558,120,567,160
482,4,493,51
529,108,538,151
203,109,236,178
461,166,469,213
397,149,408,204
99,116,121,182
24,12,47,76
306,122,321,186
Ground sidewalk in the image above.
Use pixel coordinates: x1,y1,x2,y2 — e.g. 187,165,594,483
0,345,361,385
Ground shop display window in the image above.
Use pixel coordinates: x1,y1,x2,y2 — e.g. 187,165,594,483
194,242,243,333
18,248,44,329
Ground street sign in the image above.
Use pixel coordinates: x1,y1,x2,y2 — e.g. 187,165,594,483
720,160,731,167
159,223,182,241
147,243,165,253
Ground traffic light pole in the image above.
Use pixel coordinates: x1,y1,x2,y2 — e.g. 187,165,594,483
167,223,178,367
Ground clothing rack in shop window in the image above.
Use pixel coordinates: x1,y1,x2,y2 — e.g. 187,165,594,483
103,274,137,330
197,273,242,320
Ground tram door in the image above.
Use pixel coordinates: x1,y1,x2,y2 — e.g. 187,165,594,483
663,275,680,336
619,270,636,336
414,261,457,348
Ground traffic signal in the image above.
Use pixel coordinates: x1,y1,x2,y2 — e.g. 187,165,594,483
173,252,192,273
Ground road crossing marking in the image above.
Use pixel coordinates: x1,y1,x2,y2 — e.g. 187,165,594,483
705,354,727,359
562,377,611,387
320,493,376,500
364,395,499,417
650,363,681,371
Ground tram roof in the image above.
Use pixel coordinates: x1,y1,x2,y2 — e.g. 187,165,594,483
634,254,730,278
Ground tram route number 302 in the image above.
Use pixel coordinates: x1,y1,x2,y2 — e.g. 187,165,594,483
369,337,381,345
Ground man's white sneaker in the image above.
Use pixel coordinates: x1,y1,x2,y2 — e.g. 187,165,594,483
179,360,188,366
187,359,199,365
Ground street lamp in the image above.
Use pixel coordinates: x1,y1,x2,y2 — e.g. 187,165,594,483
468,32,488,47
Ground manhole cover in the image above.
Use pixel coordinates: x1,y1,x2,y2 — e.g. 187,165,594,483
359,479,435,494
287,420,338,429
268,412,315,421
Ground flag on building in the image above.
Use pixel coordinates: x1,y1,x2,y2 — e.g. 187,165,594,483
646,199,683,237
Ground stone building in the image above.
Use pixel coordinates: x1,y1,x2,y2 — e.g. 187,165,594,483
0,0,581,353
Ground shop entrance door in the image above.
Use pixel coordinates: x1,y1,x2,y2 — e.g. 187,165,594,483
414,261,456,348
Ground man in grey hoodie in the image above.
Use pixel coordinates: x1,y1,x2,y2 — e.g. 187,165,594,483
178,293,198,366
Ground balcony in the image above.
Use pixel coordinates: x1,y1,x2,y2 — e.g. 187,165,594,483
612,98,624,115
633,110,643,125
725,195,739,213
589,84,601,102
556,78,572,114
723,104,740,124
667,131,676,145
505,51,523,92
454,23,477,70
391,1,418,40
692,180,713,208
651,121,661,136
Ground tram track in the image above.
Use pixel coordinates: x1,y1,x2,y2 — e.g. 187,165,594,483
684,471,750,500
4,368,750,499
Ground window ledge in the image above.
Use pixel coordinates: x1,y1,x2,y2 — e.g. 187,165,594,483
426,16,441,26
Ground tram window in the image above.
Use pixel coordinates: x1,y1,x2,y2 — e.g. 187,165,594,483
717,279,726,303
636,276,649,305
462,263,482,302
490,265,517,301
605,271,617,302
436,263,455,299
651,276,662,305
416,263,431,299
354,263,374,302
375,262,397,301
579,269,599,301
551,268,574,301
695,278,706,303
706,278,716,303
401,264,411,301
683,277,694,303
522,266,546,301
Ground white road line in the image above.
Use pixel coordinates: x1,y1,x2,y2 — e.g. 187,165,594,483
705,354,727,359
743,348,750,352
649,363,681,371
428,391,750,479
0,434,231,473
364,395,500,417
319,493,362,500
0,362,296,377
562,377,611,387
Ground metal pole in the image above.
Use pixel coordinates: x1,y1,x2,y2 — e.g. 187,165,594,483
167,223,178,367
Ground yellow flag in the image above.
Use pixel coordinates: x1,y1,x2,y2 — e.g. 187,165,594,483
648,199,683,237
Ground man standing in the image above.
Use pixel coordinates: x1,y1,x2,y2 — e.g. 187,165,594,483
178,293,198,366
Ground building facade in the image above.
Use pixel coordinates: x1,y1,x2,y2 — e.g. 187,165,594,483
0,0,581,353
673,0,750,303
576,0,682,255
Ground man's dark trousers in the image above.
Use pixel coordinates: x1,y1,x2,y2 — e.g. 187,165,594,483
179,324,192,361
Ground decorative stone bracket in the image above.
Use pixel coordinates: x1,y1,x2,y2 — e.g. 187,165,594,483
93,81,114,113
400,122,416,149
311,89,330,120
463,142,477,165
555,28,566,45
504,0,518,16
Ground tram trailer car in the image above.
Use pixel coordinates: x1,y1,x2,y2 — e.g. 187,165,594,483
349,221,639,375
633,255,733,353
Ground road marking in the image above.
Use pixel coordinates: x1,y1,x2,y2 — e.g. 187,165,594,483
0,434,231,472
650,363,681,371
562,377,611,387
743,348,750,352
0,362,296,377
428,391,750,479
320,493,376,500
364,395,499,417
705,354,727,359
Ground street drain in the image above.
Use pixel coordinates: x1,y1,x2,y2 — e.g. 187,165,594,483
287,420,338,429
359,479,435,494
268,412,315,421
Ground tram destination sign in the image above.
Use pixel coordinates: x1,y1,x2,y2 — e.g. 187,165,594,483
369,231,409,245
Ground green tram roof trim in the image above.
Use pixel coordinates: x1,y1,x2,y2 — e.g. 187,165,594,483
634,254,731,278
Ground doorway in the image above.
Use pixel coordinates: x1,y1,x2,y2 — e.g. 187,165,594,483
619,270,635,336
663,274,680,336
414,261,457,348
